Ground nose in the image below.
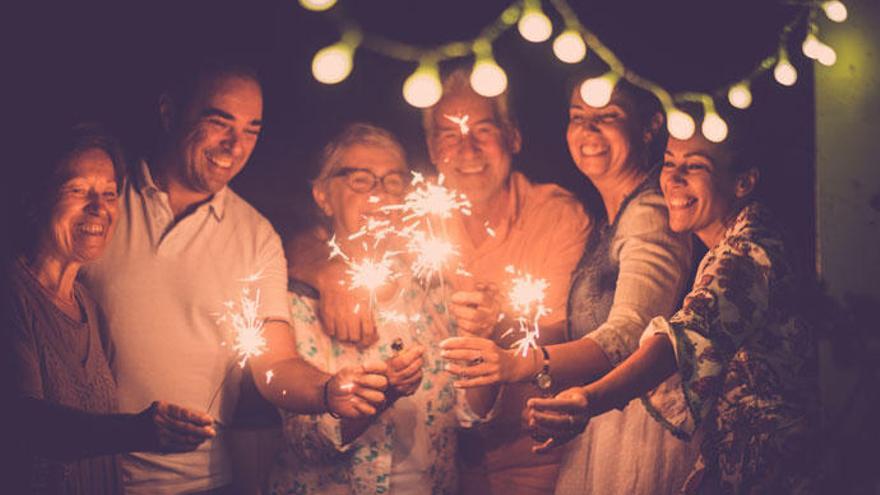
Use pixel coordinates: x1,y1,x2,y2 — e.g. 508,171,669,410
84,190,110,216
665,164,688,185
221,128,245,157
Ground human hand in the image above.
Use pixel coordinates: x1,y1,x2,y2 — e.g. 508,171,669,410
316,260,376,346
385,344,425,399
526,386,592,454
325,361,389,418
140,401,216,453
449,283,501,338
439,336,523,388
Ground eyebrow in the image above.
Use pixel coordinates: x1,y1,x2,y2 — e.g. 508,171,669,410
201,107,263,127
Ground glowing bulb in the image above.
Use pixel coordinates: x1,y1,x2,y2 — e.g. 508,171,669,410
822,1,847,22
727,83,752,109
701,112,728,143
802,34,823,59
299,0,337,12
311,43,353,84
470,58,508,97
579,73,619,108
773,59,798,86
518,10,552,43
817,44,837,66
552,30,586,64
667,109,696,140
403,64,442,108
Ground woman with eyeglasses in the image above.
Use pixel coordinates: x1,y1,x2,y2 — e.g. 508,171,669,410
268,123,463,495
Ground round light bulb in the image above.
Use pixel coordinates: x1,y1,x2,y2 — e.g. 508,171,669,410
579,74,617,108
817,44,837,66
773,60,798,86
518,10,552,43
470,59,508,97
822,1,848,22
403,66,442,108
552,30,586,64
701,112,729,143
299,0,337,12
667,109,696,140
311,43,353,84
802,34,823,59
727,83,752,109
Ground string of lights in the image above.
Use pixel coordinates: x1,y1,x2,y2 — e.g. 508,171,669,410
300,0,849,143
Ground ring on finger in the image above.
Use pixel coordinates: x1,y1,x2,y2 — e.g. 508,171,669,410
468,356,485,366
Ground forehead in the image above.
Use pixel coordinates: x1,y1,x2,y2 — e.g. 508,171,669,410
569,84,638,114
338,143,406,171
64,148,116,180
189,74,263,118
666,137,733,166
433,89,496,126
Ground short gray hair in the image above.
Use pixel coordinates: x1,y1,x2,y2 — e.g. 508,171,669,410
313,123,408,184
421,66,517,137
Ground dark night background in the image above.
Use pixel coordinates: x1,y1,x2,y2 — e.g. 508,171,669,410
3,0,815,271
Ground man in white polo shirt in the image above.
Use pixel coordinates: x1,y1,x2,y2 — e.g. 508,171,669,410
82,58,388,494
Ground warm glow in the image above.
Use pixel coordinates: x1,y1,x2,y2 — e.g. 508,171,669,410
667,109,696,140
299,0,337,12
802,34,823,59
822,1,848,22
579,72,619,108
727,83,752,109
311,43,353,84
403,64,442,108
817,44,837,66
701,112,728,143
774,59,798,86
518,10,552,43
470,58,508,97
552,30,586,64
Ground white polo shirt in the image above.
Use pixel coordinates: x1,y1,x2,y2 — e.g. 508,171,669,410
82,161,289,494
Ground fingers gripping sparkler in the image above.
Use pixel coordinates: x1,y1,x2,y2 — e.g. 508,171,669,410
505,265,550,357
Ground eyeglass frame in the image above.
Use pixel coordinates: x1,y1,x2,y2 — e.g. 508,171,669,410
330,167,410,195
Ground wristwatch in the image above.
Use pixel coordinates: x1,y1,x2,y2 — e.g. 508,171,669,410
533,346,552,395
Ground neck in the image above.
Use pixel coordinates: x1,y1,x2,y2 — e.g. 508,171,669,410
594,168,647,224
462,181,511,246
696,221,727,249
26,250,81,305
152,151,212,219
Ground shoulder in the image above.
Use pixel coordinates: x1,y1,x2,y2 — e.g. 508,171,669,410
618,189,670,231
719,203,786,271
512,172,590,230
223,189,280,239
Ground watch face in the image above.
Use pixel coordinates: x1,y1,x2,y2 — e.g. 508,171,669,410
536,372,553,390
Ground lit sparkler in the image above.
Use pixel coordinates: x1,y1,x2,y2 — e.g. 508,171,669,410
505,265,550,357
444,113,471,135
327,234,399,306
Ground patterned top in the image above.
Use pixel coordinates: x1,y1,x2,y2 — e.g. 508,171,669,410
642,202,819,494
269,279,464,495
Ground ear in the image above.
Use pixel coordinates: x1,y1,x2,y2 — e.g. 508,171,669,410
158,93,176,133
643,111,665,145
506,125,522,154
734,167,759,199
312,183,333,217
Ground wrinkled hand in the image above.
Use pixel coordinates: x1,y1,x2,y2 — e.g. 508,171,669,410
141,401,215,453
386,345,425,399
449,283,501,338
316,260,376,346
325,361,389,418
439,336,519,388
527,386,591,454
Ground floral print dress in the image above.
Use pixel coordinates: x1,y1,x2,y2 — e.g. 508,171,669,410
641,202,819,494
268,279,463,495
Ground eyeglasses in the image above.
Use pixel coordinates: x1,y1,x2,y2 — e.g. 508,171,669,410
331,167,410,195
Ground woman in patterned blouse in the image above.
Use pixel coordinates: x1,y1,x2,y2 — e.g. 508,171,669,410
527,126,819,494
269,123,467,495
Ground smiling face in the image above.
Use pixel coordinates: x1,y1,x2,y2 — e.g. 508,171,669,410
566,86,653,187
313,143,408,241
661,135,755,246
42,147,119,264
164,73,263,195
426,86,520,205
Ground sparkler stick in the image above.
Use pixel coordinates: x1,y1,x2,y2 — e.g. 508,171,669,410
505,265,550,357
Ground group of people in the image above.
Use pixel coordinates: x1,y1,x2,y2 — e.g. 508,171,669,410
1,54,818,495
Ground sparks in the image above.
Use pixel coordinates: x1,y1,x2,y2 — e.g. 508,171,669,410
265,369,275,385
505,265,550,357
443,113,470,135
407,230,458,284
381,172,471,221
217,286,268,368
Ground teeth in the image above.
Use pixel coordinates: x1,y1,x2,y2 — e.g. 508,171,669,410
580,144,608,156
456,164,486,174
206,152,233,169
78,223,105,235
667,197,696,208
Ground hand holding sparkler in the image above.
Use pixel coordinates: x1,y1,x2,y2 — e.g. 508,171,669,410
439,336,524,388
385,343,425,399
526,386,591,454
324,361,390,418
137,401,216,453
449,282,501,338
